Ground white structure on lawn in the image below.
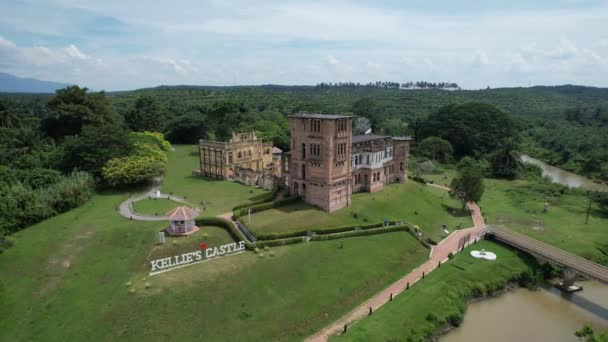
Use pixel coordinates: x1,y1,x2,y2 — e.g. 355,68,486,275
166,206,199,236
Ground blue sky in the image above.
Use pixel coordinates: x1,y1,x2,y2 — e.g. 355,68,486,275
1,0,607,90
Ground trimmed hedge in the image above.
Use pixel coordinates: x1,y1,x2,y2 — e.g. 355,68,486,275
233,196,301,219
231,188,279,211
255,237,306,248
195,217,254,250
310,225,409,241
254,221,400,240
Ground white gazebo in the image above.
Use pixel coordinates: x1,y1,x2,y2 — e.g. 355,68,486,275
166,206,199,236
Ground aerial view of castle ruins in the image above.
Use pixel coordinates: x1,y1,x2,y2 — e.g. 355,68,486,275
199,112,412,212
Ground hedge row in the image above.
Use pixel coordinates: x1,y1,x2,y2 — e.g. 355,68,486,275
254,221,400,240
233,196,301,219
310,225,409,241
231,188,280,211
195,217,255,250
255,236,306,248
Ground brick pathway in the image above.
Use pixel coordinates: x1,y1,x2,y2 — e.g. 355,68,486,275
305,201,485,342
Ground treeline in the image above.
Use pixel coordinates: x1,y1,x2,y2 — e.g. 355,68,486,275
315,81,460,90
0,87,172,238
522,104,608,181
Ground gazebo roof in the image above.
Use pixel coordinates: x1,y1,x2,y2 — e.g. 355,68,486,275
166,206,199,221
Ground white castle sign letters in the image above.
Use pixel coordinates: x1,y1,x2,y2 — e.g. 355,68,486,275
150,241,245,275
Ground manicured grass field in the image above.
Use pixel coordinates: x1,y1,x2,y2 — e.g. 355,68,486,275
0,189,429,341
479,179,608,266
131,198,184,216
247,181,472,241
332,240,531,341
160,145,272,216
0,193,167,341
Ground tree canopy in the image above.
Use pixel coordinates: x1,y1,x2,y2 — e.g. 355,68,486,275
418,103,518,158
450,157,485,206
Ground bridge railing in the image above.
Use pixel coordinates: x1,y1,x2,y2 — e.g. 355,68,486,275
485,225,608,284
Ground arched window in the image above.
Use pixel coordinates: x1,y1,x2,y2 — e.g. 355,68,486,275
238,151,242,158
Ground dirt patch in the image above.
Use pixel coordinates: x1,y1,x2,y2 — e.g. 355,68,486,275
34,229,95,299
496,217,544,231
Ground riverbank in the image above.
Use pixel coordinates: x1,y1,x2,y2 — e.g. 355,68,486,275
442,281,608,342
429,281,522,342
331,240,538,341
520,154,608,192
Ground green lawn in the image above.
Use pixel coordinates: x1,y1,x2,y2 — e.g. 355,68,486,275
160,145,272,216
332,240,531,341
131,198,184,216
479,179,608,266
0,189,429,341
247,181,472,241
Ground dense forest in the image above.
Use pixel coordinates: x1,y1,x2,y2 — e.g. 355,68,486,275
1,83,607,242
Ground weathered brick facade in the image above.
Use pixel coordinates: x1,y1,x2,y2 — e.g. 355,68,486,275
198,132,278,186
288,113,411,212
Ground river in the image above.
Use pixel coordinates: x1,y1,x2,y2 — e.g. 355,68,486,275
442,281,608,341
520,155,608,191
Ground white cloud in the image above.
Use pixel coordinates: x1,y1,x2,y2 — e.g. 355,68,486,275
0,36,16,49
64,44,90,60
325,54,340,66
471,51,489,68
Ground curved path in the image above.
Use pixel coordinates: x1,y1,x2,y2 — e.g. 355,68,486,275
118,178,198,221
306,191,486,342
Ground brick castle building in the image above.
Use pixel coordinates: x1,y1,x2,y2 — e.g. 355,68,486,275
288,113,411,212
198,132,280,189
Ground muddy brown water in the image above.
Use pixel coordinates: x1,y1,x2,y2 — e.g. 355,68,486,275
520,155,608,191
441,281,608,341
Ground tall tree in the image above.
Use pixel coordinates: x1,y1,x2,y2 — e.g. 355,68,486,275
419,103,518,158
124,95,166,132
417,136,454,162
42,86,120,139
489,138,522,179
450,157,485,207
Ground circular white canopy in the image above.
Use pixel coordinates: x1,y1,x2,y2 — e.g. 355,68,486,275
470,250,497,261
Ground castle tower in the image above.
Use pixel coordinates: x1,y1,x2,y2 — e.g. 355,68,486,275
288,113,353,212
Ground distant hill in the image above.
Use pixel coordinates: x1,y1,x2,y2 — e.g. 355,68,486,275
0,72,70,93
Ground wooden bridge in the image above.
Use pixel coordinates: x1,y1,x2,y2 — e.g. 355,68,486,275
485,226,608,284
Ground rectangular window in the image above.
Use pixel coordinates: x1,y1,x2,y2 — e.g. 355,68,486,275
302,143,306,159
400,162,404,171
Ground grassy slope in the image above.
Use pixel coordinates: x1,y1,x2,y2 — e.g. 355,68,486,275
248,181,472,241
102,233,428,341
480,179,608,265
0,193,167,341
131,198,182,216
159,145,272,216
0,146,430,341
332,240,531,341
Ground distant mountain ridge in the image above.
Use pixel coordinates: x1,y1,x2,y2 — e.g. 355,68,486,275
0,72,71,93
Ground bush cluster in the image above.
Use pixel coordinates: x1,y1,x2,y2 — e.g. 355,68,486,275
102,132,171,187
0,171,95,235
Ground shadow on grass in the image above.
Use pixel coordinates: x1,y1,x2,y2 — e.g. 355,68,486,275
441,203,470,218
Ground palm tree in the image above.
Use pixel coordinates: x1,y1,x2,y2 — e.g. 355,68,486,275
490,138,523,179
0,100,20,128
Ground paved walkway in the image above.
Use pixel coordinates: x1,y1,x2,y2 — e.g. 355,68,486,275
118,178,196,221
306,199,485,342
